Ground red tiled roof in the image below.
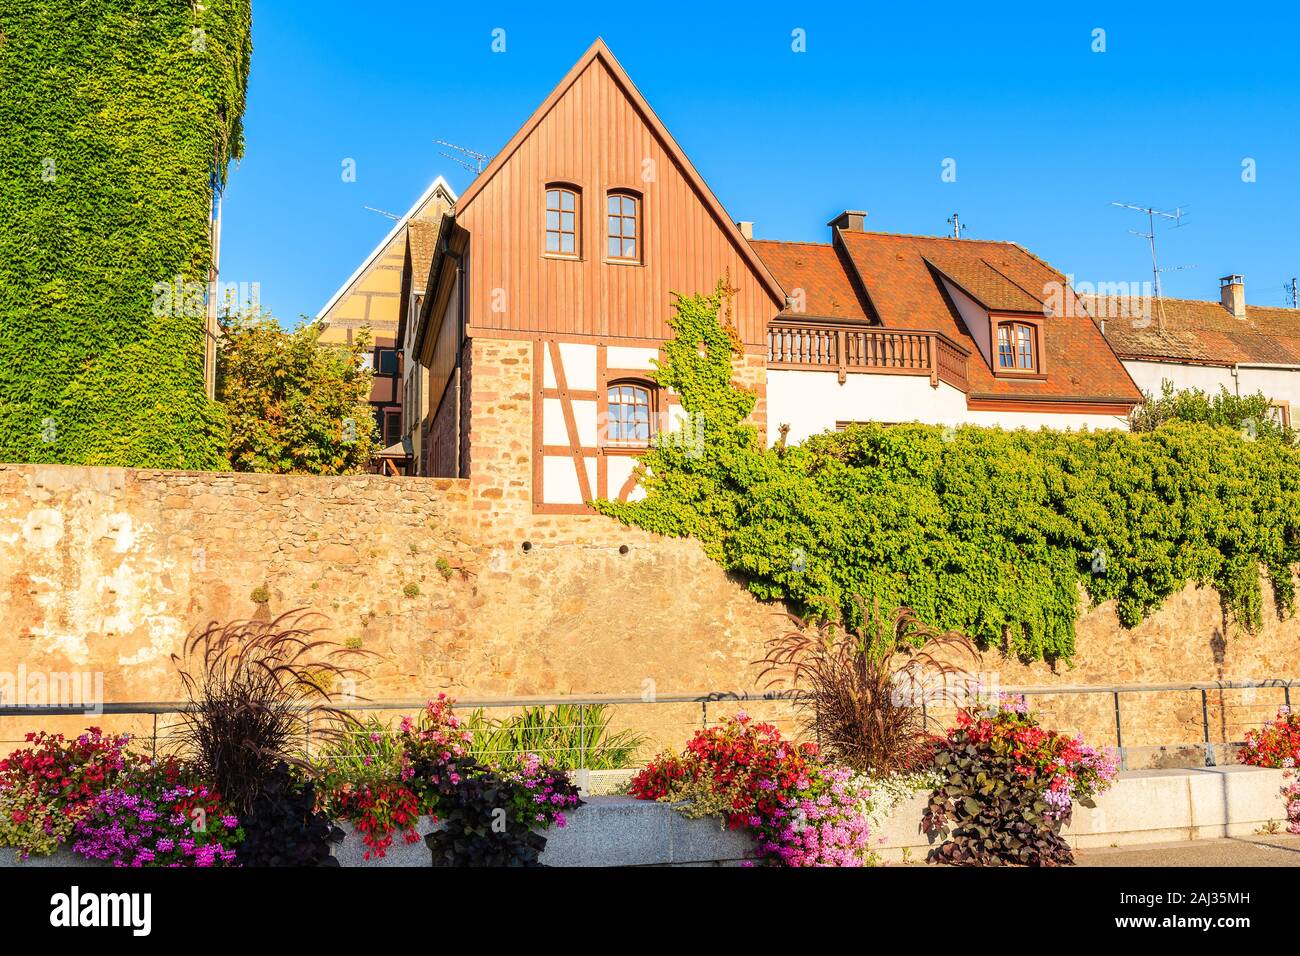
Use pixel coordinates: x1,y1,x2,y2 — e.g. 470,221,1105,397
747,240,867,321
1086,295,1300,367
752,230,1142,404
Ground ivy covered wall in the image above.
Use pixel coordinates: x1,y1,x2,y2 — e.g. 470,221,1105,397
0,1,252,468
596,285,1300,663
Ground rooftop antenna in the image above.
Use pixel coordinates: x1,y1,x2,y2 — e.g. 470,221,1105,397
947,212,967,239
1111,201,1192,330
1285,278,1299,309
436,139,490,175
363,206,400,221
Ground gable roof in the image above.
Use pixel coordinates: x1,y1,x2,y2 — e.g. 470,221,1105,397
315,175,458,321
454,38,785,308
752,229,1143,405
1086,295,1300,368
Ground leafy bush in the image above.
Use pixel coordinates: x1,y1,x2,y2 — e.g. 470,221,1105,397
1242,705,1300,769
217,310,380,473
596,283,1300,661
71,760,243,867
464,703,646,770
1130,381,1295,444
630,713,876,866
0,728,139,859
170,611,368,815
0,1,250,468
922,696,1117,866
238,763,342,867
759,601,976,774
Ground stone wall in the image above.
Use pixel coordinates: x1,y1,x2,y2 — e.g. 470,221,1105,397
1,461,1298,759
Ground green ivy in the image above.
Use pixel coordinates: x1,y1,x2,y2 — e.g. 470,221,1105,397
0,1,252,469
595,283,1300,662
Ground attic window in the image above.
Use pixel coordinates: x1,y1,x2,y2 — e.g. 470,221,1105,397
606,191,640,262
996,321,1037,372
545,186,579,256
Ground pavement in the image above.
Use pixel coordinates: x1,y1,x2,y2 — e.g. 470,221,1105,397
1076,833,1300,867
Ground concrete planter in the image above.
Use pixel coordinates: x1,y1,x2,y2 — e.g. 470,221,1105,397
0,768,1288,867
870,765,1292,861
328,798,756,867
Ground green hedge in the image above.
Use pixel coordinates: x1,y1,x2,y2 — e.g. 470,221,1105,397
0,1,252,468
595,284,1300,662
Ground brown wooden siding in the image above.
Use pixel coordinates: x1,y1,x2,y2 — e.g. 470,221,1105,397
457,56,780,347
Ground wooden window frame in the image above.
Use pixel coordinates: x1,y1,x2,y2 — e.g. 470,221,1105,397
991,316,1046,378
605,190,642,264
544,184,581,259
604,377,657,448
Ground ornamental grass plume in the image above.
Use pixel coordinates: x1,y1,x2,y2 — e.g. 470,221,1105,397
757,599,978,775
170,610,374,815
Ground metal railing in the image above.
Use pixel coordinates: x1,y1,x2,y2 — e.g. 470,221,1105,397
1,680,1294,771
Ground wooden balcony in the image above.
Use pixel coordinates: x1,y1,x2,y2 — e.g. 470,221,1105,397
767,320,970,391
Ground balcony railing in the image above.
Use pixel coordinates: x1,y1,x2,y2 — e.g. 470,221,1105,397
767,320,969,390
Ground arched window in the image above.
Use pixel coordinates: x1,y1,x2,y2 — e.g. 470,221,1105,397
606,381,655,444
996,321,1037,372
545,186,579,256
606,191,640,261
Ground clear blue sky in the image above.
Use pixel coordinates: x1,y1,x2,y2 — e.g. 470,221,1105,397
219,2,1300,322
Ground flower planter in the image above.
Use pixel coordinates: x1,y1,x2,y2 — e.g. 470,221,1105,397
330,816,440,867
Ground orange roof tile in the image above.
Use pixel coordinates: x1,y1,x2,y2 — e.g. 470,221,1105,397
747,240,867,321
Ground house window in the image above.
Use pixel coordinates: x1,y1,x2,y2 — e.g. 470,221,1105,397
383,409,402,447
606,381,654,444
606,192,640,261
996,322,1037,372
545,186,579,255
374,347,398,376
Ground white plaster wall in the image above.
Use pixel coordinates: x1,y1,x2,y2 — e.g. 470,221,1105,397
941,278,991,367
767,370,1128,446
1124,360,1300,413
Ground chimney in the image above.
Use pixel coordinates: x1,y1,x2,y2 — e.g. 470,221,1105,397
828,210,868,233
736,221,754,240
1219,274,1247,319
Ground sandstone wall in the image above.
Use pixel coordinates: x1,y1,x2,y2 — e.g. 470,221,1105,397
1,461,1297,761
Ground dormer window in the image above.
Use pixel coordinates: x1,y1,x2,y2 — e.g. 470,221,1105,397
545,186,579,256
606,191,640,262
996,321,1038,373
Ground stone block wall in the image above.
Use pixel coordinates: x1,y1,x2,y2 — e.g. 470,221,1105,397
1,461,1299,759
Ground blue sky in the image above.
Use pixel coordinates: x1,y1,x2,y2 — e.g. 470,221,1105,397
219,2,1300,322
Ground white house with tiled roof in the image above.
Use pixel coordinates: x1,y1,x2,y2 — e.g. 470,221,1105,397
1086,275,1300,427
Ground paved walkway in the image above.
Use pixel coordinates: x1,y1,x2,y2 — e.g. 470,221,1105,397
1076,833,1300,867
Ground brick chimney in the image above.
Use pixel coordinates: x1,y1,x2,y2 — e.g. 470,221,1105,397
1219,274,1247,319
828,210,868,233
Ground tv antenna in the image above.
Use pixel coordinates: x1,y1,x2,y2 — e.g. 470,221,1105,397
436,139,490,175
1111,201,1194,330
363,206,400,221
1285,277,1299,309
947,212,967,239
